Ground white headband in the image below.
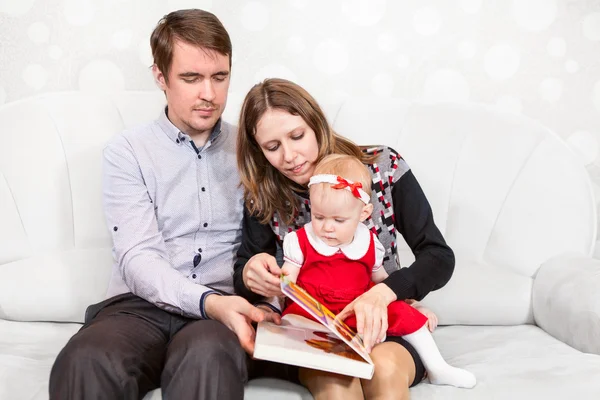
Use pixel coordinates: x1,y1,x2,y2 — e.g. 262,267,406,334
308,174,370,204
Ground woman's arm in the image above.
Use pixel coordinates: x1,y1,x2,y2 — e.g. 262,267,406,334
233,206,279,303
382,169,455,301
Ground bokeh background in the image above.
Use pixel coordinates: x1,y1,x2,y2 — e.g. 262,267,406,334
1,0,599,254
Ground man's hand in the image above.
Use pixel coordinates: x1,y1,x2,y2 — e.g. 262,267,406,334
255,304,282,325
204,294,282,355
336,283,396,353
242,253,283,297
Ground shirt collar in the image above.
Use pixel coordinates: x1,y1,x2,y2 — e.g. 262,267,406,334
157,106,222,145
305,222,371,260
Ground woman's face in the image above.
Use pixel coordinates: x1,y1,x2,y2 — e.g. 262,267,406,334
254,108,320,186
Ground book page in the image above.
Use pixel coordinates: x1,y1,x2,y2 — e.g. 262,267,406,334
280,275,373,365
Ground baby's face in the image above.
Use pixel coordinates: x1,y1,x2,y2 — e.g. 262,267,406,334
310,186,365,247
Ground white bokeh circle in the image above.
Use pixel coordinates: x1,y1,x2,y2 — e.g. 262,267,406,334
63,0,95,26
496,95,523,114
484,44,520,80
79,60,125,92
566,131,599,166
166,0,213,10
458,40,477,59
511,0,557,32
313,39,349,75
459,0,482,14
582,12,600,41
395,54,410,69
28,22,50,44
423,69,470,103
413,6,442,36
0,86,6,105
377,33,397,53
372,73,395,97
539,78,563,103
112,29,133,50
48,45,63,60
565,59,579,74
287,36,305,54
0,0,36,16
22,64,48,90
546,37,566,57
321,89,350,106
253,64,297,83
139,40,153,68
593,80,600,112
240,1,269,32
290,0,308,9
342,0,387,27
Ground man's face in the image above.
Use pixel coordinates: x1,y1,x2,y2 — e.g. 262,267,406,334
153,40,230,138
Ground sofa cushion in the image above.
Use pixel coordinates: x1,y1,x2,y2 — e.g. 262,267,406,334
412,325,600,399
0,249,112,323
0,320,312,400
4,320,599,400
418,259,534,326
0,320,81,400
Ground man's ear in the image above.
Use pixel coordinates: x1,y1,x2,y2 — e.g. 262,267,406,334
151,64,167,91
359,203,373,222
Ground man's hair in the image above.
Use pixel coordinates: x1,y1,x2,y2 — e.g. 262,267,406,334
150,9,232,82
312,154,372,201
236,78,378,225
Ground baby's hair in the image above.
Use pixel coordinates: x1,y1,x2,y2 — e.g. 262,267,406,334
312,154,372,203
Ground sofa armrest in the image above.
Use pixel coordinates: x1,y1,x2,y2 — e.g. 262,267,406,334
533,254,600,355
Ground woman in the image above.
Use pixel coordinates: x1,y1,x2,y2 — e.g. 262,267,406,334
233,78,455,399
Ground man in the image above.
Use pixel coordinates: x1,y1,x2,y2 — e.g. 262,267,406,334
49,9,280,400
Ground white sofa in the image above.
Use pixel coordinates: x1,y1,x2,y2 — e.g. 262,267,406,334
1,91,599,400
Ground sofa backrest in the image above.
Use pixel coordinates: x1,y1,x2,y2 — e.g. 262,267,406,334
331,98,596,325
0,92,595,325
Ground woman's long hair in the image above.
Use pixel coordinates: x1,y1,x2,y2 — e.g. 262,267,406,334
237,78,377,225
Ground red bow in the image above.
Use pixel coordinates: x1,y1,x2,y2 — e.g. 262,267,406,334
331,176,363,200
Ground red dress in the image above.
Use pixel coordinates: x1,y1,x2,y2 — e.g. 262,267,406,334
282,225,427,336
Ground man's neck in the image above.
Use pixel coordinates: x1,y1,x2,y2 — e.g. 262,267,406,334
188,131,210,148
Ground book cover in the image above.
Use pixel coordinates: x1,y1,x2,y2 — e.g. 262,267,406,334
253,276,374,379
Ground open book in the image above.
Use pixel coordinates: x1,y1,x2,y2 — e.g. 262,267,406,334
253,276,374,379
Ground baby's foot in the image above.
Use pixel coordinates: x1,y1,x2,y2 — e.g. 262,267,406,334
428,365,476,389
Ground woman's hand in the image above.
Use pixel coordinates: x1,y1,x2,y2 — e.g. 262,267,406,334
336,283,397,353
414,304,438,332
242,253,283,297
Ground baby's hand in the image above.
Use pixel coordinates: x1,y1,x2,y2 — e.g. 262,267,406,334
413,303,438,332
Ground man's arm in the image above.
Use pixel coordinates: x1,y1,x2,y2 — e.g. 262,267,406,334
103,137,216,319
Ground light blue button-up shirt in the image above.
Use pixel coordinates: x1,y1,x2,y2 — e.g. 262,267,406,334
103,107,243,319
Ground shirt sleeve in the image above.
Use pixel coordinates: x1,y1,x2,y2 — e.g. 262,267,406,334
382,168,455,301
103,137,217,319
233,205,277,304
283,231,304,268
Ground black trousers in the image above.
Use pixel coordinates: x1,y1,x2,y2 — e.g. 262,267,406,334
49,293,259,400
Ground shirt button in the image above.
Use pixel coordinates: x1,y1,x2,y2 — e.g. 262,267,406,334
198,154,202,160
176,139,180,144
198,248,202,253
113,226,118,231
203,223,208,227
192,274,197,279
201,187,206,192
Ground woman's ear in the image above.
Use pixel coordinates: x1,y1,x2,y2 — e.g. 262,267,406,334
359,203,374,222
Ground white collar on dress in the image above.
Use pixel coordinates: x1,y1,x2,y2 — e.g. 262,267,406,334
305,222,371,260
